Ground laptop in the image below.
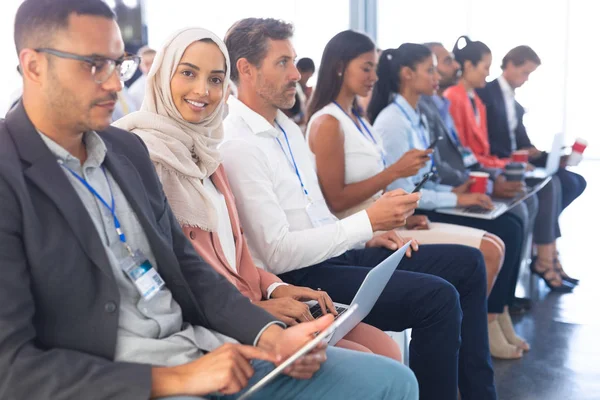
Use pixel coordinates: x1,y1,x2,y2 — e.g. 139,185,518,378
526,132,563,179
305,241,411,346
434,177,551,220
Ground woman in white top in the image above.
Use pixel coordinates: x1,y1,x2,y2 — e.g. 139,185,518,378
306,33,522,360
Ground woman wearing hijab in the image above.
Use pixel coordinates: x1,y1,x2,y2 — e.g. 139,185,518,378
114,28,402,361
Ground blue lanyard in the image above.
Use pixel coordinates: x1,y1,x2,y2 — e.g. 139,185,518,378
393,100,435,170
60,162,132,253
332,101,387,167
274,121,310,200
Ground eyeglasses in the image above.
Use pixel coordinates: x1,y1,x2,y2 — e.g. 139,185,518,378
35,48,141,84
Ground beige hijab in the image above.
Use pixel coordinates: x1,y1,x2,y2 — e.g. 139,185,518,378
114,27,230,231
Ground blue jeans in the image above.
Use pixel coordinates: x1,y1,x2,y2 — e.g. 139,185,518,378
279,245,496,400
160,347,418,400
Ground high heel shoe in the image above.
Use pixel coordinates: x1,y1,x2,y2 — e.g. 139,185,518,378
530,256,575,293
554,254,580,285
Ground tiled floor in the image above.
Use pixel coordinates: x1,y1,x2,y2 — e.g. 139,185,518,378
494,161,600,400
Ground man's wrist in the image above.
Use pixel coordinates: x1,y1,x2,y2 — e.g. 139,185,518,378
257,324,284,353
151,366,185,398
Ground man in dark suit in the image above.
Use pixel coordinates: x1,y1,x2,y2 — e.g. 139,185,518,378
0,1,417,399
477,45,586,213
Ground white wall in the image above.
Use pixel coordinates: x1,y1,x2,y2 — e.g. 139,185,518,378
0,1,25,115
144,0,349,79
378,0,597,158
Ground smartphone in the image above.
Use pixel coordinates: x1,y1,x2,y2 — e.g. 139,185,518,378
412,172,434,193
238,304,359,400
427,135,443,150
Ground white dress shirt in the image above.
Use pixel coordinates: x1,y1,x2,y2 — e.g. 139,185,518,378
498,75,518,152
221,96,373,275
373,94,457,210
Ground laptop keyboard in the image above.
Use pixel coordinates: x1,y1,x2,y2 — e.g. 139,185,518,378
309,303,348,319
463,201,505,214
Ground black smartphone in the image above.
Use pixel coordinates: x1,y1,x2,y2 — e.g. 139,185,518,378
427,136,443,150
412,172,434,193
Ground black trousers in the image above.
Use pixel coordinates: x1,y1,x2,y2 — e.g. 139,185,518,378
418,210,524,313
279,245,496,400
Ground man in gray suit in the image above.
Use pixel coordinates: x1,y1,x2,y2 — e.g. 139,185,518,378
0,1,418,399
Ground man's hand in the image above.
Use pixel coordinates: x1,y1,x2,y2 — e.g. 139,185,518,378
527,147,542,159
451,179,474,194
406,215,430,230
388,149,433,179
366,189,421,232
492,175,524,198
457,193,494,209
151,343,277,397
560,154,569,168
255,298,313,326
258,316,335,379
271,285,337,318
366,230,419,257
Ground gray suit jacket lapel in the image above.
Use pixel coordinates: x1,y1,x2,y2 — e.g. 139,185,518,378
6,103,115,279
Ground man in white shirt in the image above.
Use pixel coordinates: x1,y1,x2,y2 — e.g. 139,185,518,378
127,46,156,110
221,18,497,400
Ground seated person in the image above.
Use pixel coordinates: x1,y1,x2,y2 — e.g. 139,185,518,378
0,2,419,400
477,45,586,282
128,45,157,110
445,36,574,292
221,18,495,400
114,27,401,361
420,42,539,313
367,43,527,359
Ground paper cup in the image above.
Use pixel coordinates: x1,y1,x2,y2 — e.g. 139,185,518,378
511,150,529,163
469,172,489,194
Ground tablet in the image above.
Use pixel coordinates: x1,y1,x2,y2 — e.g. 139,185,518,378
238,304,359,400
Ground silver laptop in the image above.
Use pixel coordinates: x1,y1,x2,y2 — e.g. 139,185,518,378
306,241,411,346
435,177,551,220
526,132,563,179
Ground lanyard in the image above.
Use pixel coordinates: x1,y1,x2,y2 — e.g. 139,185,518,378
332,101,387,167
274,121,311,201
60,162,133,255
393,100,435,170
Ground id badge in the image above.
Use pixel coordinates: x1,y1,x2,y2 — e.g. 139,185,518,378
306,200,335,228
120,250,165,301
460,147,479,168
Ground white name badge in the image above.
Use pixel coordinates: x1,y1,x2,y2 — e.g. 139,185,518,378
120,249,165,301
460,147,479,168
306,200,336,228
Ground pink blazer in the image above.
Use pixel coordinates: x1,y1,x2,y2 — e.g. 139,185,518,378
182,165,281,303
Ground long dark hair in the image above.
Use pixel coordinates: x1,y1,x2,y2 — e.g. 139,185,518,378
367,43,431,123
452,35,491,69
306,30,375,122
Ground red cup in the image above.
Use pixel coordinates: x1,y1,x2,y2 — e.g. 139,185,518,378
572,138,588,154
511,150,529,163
469,172,489,194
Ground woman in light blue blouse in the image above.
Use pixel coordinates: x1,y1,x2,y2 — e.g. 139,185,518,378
369,44,530,359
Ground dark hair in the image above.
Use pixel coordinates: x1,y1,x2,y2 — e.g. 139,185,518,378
452,35,491,69
306,30,375,122
14,0,115,54
296,57,315,73
501,45,541,70
224,18,294,83
367,43,431,123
